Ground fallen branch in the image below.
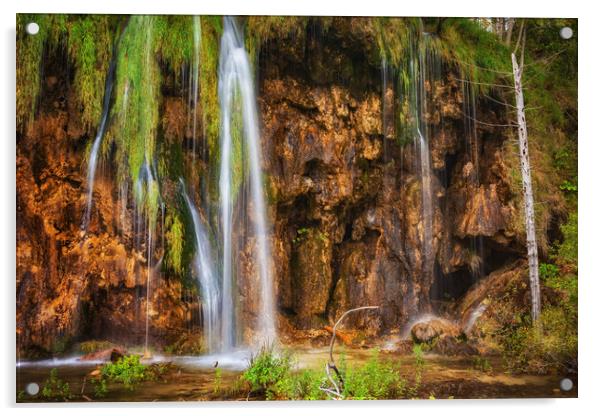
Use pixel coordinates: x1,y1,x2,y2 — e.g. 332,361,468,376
321,306,379,399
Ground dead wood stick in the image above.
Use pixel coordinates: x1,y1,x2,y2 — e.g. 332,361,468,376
324,306,379,397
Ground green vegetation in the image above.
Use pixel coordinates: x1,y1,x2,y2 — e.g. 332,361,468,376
99,354,150,390
472,356,493,373
67,16,115,133
241,346,296,399
213,367,223,394
340,351,406,400
165,212,185,275
240,347,424,400
490,208,577,374
90,355,172,397
78,340,115,354
41,368,72,401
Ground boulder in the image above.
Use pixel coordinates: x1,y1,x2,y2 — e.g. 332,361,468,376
80,347,126,363
411,318,461,343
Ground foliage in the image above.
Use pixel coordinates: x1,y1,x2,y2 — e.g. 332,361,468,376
67,15,116,133
341,350,406,400
539,263,560,281
472,356,493,373
100,354,150,390
91,377,108,398
276,369,327,400
16,14,67,131
213,368,222,394
556,212,578,266
501,306,577,374
165,212,185,275
241,346,294,399
41,369,72,401
245,16,309,63
78,340,115,354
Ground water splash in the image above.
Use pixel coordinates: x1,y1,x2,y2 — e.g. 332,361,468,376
180,179,220,352
463,302,488,333
218,16,276,350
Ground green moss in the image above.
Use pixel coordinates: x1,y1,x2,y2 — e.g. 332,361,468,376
154,15,195,76
109,15,162,223
41,369,72,401
245,16,309,62
67,15,115,133
165,212,185,275
16,14,68,131
200,16,222,200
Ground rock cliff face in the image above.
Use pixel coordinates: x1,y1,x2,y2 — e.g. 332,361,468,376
16,19,528,355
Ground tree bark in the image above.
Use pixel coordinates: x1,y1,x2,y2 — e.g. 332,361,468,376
511,52,542,322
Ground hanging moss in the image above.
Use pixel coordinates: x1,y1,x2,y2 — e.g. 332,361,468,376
244,16,309,62
165,211,185,275
67,15,115,133
16,14,68,131
110,16,160,183
200,16,222,191
372,17,420,66
154,15,195,80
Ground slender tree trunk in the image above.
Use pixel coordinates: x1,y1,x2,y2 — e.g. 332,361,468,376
512,52,541,322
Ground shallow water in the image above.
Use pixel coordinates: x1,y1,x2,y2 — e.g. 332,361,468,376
16,347,576,402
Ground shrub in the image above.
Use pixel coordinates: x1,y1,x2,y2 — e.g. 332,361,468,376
341,351,406,400
502,306,577,374
472,356,493,373
241,346,294,399
274,369,326,400
41,368,72,401
100,354,150,390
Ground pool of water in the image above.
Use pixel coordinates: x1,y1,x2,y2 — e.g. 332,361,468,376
16,346,577,402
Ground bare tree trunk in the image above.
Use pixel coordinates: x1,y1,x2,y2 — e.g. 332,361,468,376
511,51,541,322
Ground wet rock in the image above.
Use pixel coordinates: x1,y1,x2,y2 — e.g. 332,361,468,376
431,335,479,356
80,347,126,363
411,318,461,343
292,228,333,328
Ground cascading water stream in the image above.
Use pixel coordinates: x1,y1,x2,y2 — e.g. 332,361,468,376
462,80,485,280
81,45,118,234
218,16,276,350
408,36,438,283
180,179,220,352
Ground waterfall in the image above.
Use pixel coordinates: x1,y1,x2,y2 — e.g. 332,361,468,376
180,179,220,352
81,46,118,233
407,34,440,283
462,80,485,280
218,16,276,350
140,160,158,356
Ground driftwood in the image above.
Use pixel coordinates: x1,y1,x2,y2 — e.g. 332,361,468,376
512,22,541,322
319,306,379,399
